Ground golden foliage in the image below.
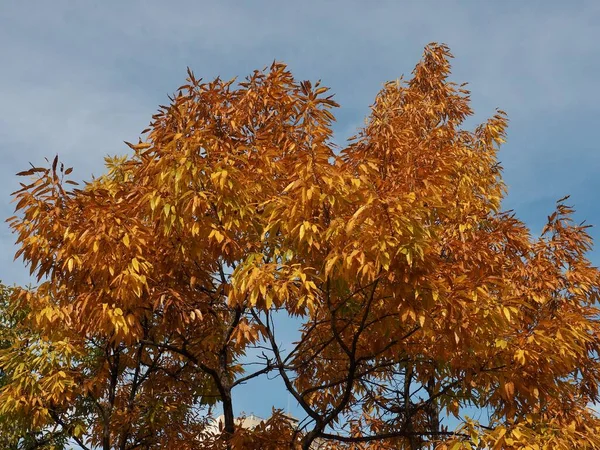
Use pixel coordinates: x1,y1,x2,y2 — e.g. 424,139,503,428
3,43,600,449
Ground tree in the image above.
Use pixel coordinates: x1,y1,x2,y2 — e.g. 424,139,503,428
3,43,600,449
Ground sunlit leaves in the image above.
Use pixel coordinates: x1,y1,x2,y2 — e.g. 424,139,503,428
3,43,600,449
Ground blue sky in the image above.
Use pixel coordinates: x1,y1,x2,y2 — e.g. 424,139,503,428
1,0,599,424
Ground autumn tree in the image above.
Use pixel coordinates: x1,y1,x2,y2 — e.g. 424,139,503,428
3,43,600,449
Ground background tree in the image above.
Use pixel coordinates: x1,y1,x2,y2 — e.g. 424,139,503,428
0,277,215,450
3,43,600,449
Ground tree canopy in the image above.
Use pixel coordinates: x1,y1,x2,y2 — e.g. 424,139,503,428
2,43,600,450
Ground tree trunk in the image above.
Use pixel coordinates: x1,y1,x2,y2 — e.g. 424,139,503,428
222,388,235,437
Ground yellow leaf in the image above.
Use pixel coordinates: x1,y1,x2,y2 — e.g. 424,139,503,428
514,349,526,366
504,381,515,398
495,339,508,349
512,428,523,439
